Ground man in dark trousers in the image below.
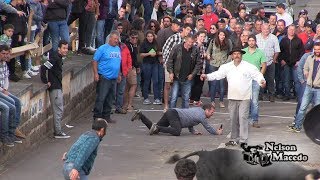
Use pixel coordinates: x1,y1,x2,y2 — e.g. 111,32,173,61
40,40,70,139
131,104,223,136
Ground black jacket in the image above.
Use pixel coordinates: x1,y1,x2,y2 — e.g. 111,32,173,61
279,35,305,67
5,4,29,35
40,52,63,91
125,41,139,68
44,0,70,21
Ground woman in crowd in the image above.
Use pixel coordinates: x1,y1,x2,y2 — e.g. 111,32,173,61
206,29,232,108
139,30,161,105
147,19,161,38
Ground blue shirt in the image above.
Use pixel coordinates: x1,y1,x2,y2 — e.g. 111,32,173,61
65,131,101,175
93,44,121,80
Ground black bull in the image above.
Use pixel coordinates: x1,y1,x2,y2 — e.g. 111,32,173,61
167,148,320,180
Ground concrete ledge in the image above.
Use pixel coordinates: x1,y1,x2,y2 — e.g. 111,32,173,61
0,54,95,164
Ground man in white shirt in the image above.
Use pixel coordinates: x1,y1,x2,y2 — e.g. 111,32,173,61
275,3,293,27
201,48,266,146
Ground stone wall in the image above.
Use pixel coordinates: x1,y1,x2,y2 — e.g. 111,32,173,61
0,58,95,164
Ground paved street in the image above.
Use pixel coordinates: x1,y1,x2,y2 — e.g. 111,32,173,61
0,95,319,180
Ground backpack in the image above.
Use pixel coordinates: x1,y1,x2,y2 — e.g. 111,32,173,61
85,0,97,12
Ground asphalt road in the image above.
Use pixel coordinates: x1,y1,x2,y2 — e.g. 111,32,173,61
0,95,319,180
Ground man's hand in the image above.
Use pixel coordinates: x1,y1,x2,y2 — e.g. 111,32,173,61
216,128,223,135
260,80,266,88
47,82,51,88
17,11,25,17
94,74,99,82
280,60,286,67
149,52,157,57
61,152,67,161
207,54,211,60
304,72,309,79
169,73,174,81
200,74,207,81
117,75,122,83
136,68,140,74
193,131,202,135
2,89,9,95
69,169,79,180
187,74,193,80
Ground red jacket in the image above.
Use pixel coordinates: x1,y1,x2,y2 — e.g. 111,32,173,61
120,43,132,77
202,13,219,32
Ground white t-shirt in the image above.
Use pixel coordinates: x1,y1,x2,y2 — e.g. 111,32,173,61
276,12,293,27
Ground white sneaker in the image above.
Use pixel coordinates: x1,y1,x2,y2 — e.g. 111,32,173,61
87,47,96,51
27,70,38,76
31,65,40,71
23,72,31,79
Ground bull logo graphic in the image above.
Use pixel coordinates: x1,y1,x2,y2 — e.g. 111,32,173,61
241,143,272,167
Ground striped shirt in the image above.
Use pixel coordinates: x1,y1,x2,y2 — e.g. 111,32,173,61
0,61,9,90
162,33,183,64
256,33,281,66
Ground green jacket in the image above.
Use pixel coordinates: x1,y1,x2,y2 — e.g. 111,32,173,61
166,43,202,80
206,39,232,67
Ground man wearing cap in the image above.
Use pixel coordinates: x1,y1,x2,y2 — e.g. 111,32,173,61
276,3,293,27
194,17,205,33
200,48,266,146
294,9,316,30
217,18,227,30
202,4,219,32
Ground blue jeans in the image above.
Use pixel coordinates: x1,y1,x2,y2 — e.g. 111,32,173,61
142,63,160,100
296,82,306,115
93,76,116,120
63,162,88,180
95,20,106,48
0,100,14,139
208,65,224,102
142,0,152,23
0,93,21,136
170,80,192,108
158,64,164,100
294,85,320,129
250,81,260,122
115,75,126,110
48,20,70,52
282,65,299,97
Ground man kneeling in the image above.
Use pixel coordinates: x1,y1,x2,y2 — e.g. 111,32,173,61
131,104,223,136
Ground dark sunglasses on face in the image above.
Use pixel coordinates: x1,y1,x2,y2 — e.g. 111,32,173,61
131,36,138,39
187,11,193,14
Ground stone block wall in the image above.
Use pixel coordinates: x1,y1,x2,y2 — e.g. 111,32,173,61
0,60,95,164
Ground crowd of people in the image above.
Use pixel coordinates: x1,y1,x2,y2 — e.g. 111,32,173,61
2,0,320,178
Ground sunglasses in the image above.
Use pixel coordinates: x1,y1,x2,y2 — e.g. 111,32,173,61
210,27,217,30
150,25,156,27
187,12,193,14
130,36,138,39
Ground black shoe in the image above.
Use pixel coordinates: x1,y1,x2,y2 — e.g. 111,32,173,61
10,136,22,144
131,110,141,121
1,137,14,147
9,74,20,82
282,96,290,101
106,118,116,123
269,95,275,102
149,123,159,135
54,132,70,139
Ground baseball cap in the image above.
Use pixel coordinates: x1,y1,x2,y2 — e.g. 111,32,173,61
172,18,182,26
299,9,308,15
218,18,226,23
197,17,204,21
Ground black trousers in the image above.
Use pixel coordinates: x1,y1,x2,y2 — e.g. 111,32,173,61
190,75,204,101
8,34,28,75
141,109,182,136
